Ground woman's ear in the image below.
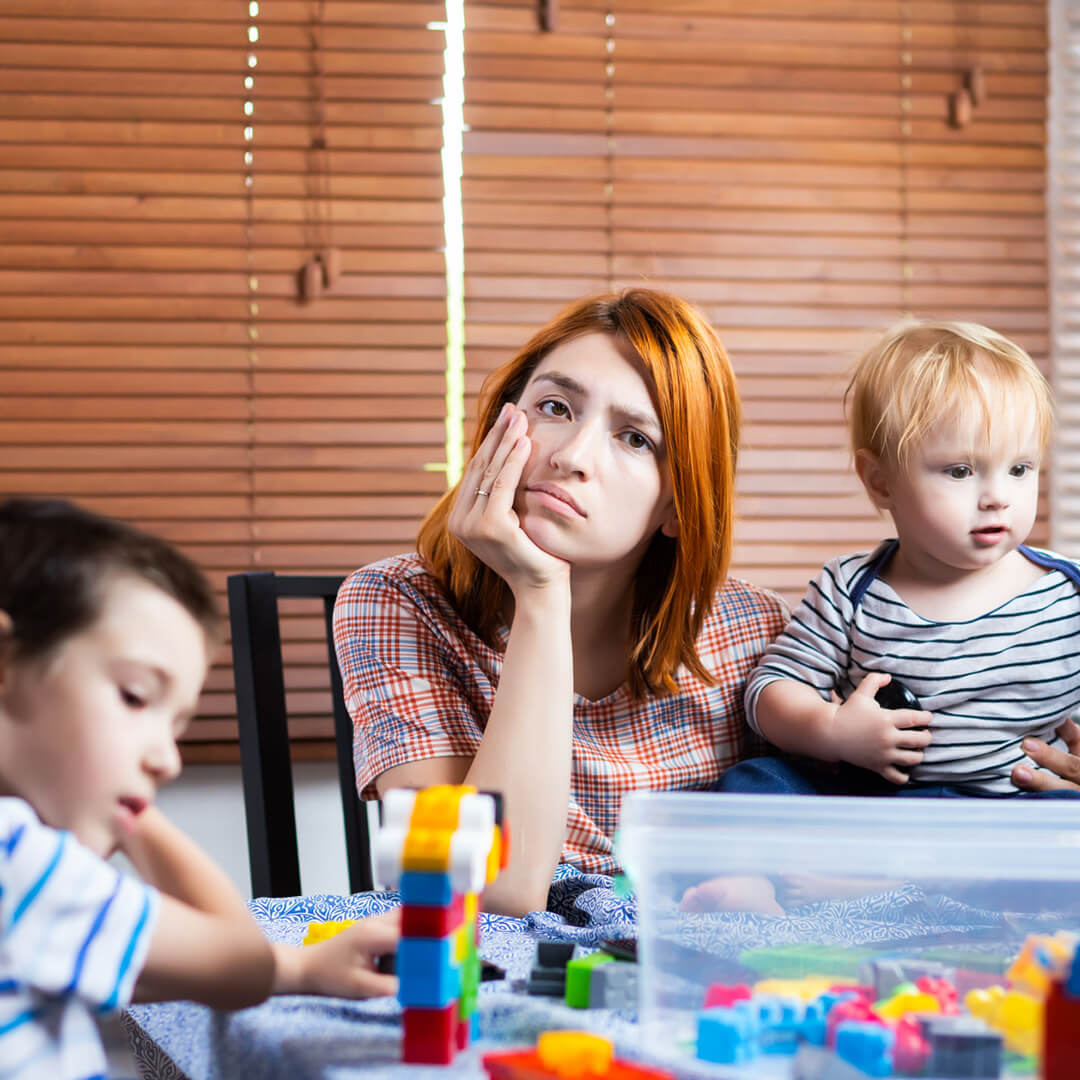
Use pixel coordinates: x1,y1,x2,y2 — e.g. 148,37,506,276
660,507,680,539
854,448,893,511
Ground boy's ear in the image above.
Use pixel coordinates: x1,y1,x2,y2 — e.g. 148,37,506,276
0,611,14,690
854,448,893,511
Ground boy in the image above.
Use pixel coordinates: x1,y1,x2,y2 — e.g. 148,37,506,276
0,498,398,1079
729,320,1080,797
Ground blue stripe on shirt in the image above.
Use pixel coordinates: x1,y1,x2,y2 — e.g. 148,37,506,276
66,876,122,995
102,890,153,1011
11,831,66,928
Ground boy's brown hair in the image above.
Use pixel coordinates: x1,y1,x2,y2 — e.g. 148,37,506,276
0,497,222,660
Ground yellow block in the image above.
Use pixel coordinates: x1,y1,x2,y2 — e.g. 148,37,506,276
485,826,503,884
302,919,355,946
537,1031,613,1080
754,976,839,1000
875,990,940,1020
402,826,453,872
410,784,475,830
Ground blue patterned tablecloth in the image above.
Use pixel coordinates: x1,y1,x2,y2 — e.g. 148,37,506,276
123,868,1054,1079
124,867,641,1080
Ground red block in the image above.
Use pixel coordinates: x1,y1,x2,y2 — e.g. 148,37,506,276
403,1003,457,1065
401,893,465,939
703,983,752,1008
1044,981,1080,1080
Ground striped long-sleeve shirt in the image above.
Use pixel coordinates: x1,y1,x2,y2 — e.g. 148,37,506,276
0,798,159,1080
744,542,1080,795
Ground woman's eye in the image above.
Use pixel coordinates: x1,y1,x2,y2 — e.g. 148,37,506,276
945,465,971,480
538,399,570,418
623,431,654,452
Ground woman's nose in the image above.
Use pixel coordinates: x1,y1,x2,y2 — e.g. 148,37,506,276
548,421,599,475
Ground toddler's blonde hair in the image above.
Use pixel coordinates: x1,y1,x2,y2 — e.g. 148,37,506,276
845,319,1053,465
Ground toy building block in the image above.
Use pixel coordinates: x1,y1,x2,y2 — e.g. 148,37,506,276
525,941,574,997
483,1032,673,1080
587,958,637,1010
918,1015,1002,1078
833,1020,894,1078
703,982,752,1008
402,1001,459,1066
565,950,615,1008
1043,947,1080,1080
301,918,355,945
696,1005,758,1065
860,958,954,1000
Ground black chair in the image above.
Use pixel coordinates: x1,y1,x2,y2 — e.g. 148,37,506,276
227,571,374,897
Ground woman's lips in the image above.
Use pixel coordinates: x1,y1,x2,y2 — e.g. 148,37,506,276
527,482,585,517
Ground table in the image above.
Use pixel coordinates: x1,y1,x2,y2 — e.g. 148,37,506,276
124,869,644,1080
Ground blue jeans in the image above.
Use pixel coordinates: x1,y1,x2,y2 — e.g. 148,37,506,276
716,755,1080,799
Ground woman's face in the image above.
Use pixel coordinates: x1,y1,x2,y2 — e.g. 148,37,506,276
511,332,679,574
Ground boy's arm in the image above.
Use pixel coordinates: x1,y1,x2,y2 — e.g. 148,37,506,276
756,672,931,785
120,806,274,1010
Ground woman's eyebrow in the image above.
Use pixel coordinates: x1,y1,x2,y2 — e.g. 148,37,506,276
531,371,585,396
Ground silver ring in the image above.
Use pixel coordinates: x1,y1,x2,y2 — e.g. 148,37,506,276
475,488,490,497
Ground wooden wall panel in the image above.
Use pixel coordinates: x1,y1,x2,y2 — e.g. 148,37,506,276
463,0,1049,602
0,2,448,756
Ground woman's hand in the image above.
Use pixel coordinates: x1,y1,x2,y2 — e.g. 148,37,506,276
448,402,569,595
1012,718,1080,792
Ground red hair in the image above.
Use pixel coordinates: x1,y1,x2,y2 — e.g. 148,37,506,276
418,288,741,697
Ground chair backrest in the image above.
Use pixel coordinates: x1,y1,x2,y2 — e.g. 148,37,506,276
227,571,373,897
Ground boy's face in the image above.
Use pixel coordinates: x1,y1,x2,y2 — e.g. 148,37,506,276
870,402,1042,579
0,574,209,857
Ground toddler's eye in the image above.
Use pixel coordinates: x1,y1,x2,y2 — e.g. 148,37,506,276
945,465,971,480
1010,463,1032,478
120,688,146,709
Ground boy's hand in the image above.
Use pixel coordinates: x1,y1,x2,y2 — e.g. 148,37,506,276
828,672,932,784
273,909,400,999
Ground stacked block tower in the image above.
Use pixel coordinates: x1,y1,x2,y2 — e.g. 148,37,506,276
375,784,508,1065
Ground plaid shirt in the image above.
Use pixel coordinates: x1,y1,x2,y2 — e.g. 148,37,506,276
334,553,787,876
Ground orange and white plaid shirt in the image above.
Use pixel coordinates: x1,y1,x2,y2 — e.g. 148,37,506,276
334,553,787,876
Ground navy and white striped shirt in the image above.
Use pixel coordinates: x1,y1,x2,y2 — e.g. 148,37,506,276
745,542,1080,795
0,798,159,1080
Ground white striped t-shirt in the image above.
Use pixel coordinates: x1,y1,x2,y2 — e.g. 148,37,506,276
0,797,159,1080
744,542,1080,795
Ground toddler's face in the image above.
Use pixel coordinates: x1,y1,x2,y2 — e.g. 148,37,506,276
0,573,209,856
883,403,1041,577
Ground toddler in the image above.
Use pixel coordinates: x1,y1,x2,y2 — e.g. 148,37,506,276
726,320,1080,797
0,498,398,1079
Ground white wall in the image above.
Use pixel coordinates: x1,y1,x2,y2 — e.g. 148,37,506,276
114,761,351,899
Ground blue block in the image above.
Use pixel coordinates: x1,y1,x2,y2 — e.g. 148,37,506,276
800,999,828,1046
1067,949,1080,998
396,936,461,1007
400,870,453,907
758,994,802,1056
834,1020,895,1078
697,1006,758,1065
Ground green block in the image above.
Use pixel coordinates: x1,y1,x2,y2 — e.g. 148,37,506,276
737,943,879,979
565,951,614,1009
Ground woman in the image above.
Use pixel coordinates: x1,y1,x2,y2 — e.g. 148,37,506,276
334,288,787,916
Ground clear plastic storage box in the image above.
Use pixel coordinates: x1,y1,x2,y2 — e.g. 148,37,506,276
617,792,1080,1079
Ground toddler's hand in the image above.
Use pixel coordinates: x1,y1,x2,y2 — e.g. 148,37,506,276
828,672,932,784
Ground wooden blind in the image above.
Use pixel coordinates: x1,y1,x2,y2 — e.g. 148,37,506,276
0,1,448,757
1049,0,1080,557
463,0,1050,606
